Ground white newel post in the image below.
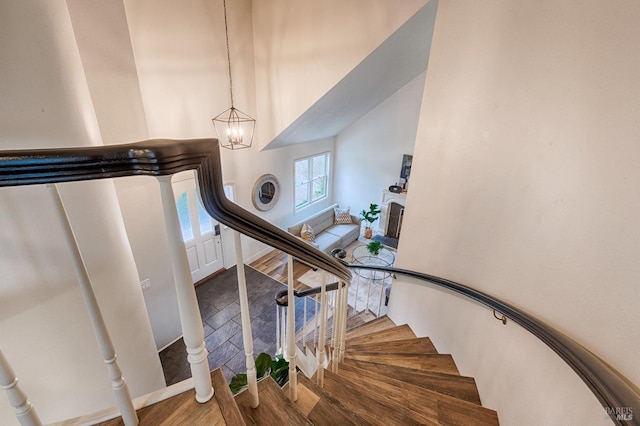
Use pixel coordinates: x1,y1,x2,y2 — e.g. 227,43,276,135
234,231,259,408
286,255,298,401
0,349,41,426
157,177,213,403
316,270,328,387
49,185,138,425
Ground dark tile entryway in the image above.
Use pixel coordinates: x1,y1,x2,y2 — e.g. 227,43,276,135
159,265,286,385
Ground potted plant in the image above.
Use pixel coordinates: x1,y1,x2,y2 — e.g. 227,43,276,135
366,240,383,255
360,203,381,239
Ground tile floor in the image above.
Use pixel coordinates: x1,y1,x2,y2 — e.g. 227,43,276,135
159,265,287,385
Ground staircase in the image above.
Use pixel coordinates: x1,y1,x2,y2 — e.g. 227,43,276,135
99,316,498,425
236,315,500,425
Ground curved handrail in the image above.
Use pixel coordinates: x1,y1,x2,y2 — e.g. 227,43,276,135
344,263,640,426
0,138,350,281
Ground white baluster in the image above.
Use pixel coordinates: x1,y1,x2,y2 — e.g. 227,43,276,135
316,270,327,387
340,280,349,363
377,272,385,317
366,273,372,313
354,273,360,312
0,349,41,426
331,281,342,373
313,296,318,352
157,177,213,403
287,255,297,401
281,306,287,358
234,231,259,408
275,304,281,356
303,297,307,353
49,185,138,425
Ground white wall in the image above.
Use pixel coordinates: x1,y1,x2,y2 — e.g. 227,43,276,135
389,1,640,424
252,0,428,148
334,72,425,225
0,1,164,424
66,0,183,351
112,0,340,349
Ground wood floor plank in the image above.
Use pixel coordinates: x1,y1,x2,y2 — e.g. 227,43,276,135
292,373,370,425
438,398,500,425
346,337,438,355
322,368,437,425
211,368,245,425
342,358,482,405
235,376,312,425
344,316,397,340
98,372,226,425
337,362,498,425
346,324,416,345
345,352,460,375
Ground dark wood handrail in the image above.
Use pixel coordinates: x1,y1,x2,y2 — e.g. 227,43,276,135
348,263,640,426
0,138,351,282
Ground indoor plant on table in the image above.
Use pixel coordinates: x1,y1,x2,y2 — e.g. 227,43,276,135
366,240,383,255
360,203,381,239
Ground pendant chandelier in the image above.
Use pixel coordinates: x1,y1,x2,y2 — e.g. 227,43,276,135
212,0,255,150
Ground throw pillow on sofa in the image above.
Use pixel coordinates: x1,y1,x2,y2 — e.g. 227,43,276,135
334,206,352,224
300,223,315,242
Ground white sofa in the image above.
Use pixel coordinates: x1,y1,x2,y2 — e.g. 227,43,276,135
287,204,361,254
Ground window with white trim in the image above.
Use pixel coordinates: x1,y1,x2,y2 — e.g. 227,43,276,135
295,152,329,211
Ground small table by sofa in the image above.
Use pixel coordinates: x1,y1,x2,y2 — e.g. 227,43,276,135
352,245,395,280
351,244,395,310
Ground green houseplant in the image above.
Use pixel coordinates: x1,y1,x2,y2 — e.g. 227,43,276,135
229,352,289,395
366,240,383,255
360,203,381,239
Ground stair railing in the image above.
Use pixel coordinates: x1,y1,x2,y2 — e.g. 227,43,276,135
275,276,354,383
0,138,350,424
5,138,636,425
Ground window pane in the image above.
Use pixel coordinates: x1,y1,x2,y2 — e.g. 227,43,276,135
175,192,194,241
223,183,235,202
295,183,309,209
295,159,309,185
195,190,213,235
312,177,326,201
312,154,326,179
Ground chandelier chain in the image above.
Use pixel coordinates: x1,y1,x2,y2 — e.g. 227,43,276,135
223,0,234,106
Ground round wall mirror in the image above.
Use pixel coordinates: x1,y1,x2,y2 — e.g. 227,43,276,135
252,174,280,211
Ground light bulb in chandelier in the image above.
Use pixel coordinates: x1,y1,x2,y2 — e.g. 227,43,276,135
227,125,244,145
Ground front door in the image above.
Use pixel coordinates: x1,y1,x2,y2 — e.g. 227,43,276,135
172,171,224,283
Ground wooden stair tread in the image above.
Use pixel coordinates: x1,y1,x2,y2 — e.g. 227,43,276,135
289,372,369,425
346,337,438,355
342,358,482,405
344,316,397,340
346,324,416,345
235,376,312,425
437,398,500,425
211,367,246,425
344,352,460,375
322,368,437,425
98,370,227,425
337,363,498,425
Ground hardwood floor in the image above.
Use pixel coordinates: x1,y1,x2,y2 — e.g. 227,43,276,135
249,249,314,291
